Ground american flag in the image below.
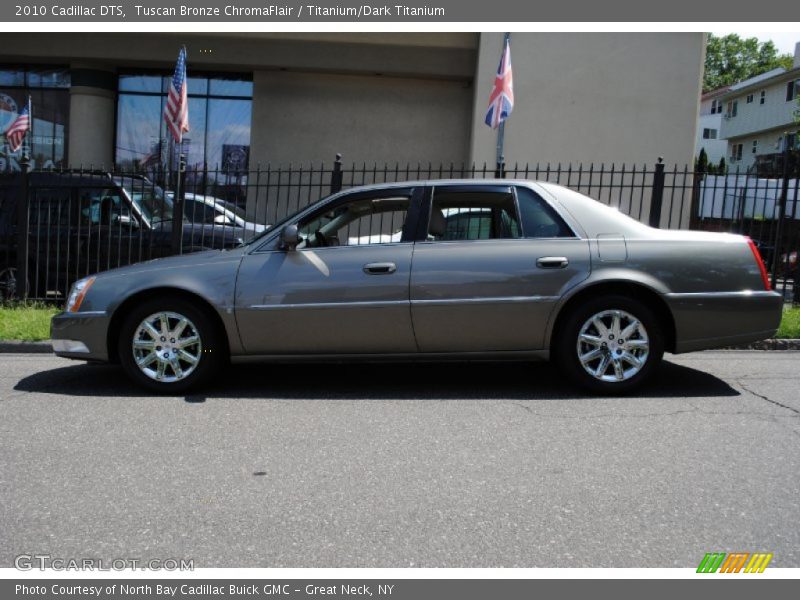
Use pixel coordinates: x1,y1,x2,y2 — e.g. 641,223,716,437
485,37,514,129
4,97,30,153
164,47,189,143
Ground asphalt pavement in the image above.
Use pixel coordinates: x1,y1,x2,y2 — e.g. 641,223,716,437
1,352,799,568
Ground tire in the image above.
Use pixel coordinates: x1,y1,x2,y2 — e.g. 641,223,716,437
117,296,225,393
554,294,664,394
0,265,30,301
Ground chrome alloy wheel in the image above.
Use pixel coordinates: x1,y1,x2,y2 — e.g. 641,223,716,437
576,309,650,383
131,312,202,382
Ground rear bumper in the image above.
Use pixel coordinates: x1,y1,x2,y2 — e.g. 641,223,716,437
665,290,783,353
50,311,110,362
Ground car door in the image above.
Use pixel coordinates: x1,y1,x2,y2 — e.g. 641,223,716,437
235,187,423,355
410,184,591,352
77,184,143,273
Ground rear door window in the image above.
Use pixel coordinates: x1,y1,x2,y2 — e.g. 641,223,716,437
428,189,521,241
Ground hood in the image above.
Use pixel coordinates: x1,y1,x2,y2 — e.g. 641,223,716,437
89,246,247,281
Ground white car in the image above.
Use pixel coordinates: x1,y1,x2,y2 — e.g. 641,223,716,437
174,193,268,238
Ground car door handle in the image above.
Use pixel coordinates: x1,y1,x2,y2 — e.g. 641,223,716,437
363,262,397,275
536,256,569,269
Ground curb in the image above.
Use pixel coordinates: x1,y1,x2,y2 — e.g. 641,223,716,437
0,340,54,353
1,339,799,353
723,339,800,351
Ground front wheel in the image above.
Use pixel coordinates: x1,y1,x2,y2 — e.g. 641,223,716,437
118,297,225,393
554,295,664,394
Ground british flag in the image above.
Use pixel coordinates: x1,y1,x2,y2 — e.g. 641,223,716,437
4,98,30,153
164,47,189,143
485,37,514,129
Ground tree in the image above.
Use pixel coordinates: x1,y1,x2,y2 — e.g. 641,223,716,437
703,33,793,92
695,148,709,173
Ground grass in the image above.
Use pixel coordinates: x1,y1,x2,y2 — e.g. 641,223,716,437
0,304,799,342
776,306,800,339
0,303,60,341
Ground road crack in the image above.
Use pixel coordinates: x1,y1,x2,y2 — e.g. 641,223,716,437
737,380,800,416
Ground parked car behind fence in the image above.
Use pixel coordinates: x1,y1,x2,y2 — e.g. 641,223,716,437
0,171,247,300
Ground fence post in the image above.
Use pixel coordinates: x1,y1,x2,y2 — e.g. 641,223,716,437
494,156,505,179
648,157,665,228
770,139,791,289
14,155,30,300
330,153,343,194
170,152,186,255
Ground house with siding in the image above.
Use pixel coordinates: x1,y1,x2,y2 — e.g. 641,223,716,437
696,85,730,165
718,43,800,173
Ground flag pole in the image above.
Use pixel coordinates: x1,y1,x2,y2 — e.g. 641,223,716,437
23,95,32,164
495,32,510,178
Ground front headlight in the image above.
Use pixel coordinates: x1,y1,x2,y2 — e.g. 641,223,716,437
65,277,96,313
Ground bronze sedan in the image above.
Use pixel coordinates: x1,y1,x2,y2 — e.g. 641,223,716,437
51,180,782,394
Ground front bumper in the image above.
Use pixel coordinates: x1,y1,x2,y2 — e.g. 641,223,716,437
50,311,111,361
666,290,784,353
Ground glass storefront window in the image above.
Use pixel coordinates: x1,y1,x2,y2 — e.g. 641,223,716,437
27,68,70,89
115,71,252,206
0,66,70,172
0,69,25,87
118,74,162,93
209,78,253,97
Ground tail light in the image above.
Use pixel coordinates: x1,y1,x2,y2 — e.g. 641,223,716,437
746,237,771,291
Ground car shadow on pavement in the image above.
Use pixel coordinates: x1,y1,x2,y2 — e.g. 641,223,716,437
14,358,739,401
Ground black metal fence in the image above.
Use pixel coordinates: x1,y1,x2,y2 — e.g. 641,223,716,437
1,155,798,304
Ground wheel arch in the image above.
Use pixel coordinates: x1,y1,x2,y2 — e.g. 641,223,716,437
106,286,230,363
548,280,677,354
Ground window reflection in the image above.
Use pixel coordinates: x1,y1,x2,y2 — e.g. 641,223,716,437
115,72,252,207
0,66,70,172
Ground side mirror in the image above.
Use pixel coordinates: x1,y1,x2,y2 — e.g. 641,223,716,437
213,214,234,226
280,224,300,250
115,214,139,229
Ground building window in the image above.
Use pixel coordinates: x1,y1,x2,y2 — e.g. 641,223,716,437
726,100,738,117
731,143,743,162
710,99,724,114
702,128,718,139
752,140,758,154
786,80,800,101
0,66,70,172
746,93,754,104
115,71,253,205
760,90,766,105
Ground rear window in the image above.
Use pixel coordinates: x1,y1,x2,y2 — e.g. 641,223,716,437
516,186,574,238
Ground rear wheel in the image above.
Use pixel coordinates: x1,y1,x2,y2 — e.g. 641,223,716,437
555,295,664,394
118,297,225,393
0,266,29,301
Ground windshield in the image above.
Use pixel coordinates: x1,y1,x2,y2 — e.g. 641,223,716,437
218,200,248,222
115,177,186,225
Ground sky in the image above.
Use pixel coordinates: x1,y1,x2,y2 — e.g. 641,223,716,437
710,30,800,55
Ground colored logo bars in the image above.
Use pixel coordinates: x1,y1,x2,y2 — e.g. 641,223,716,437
697,552,773,573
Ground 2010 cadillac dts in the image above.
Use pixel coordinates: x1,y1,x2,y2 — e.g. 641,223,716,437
51,180,783,393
